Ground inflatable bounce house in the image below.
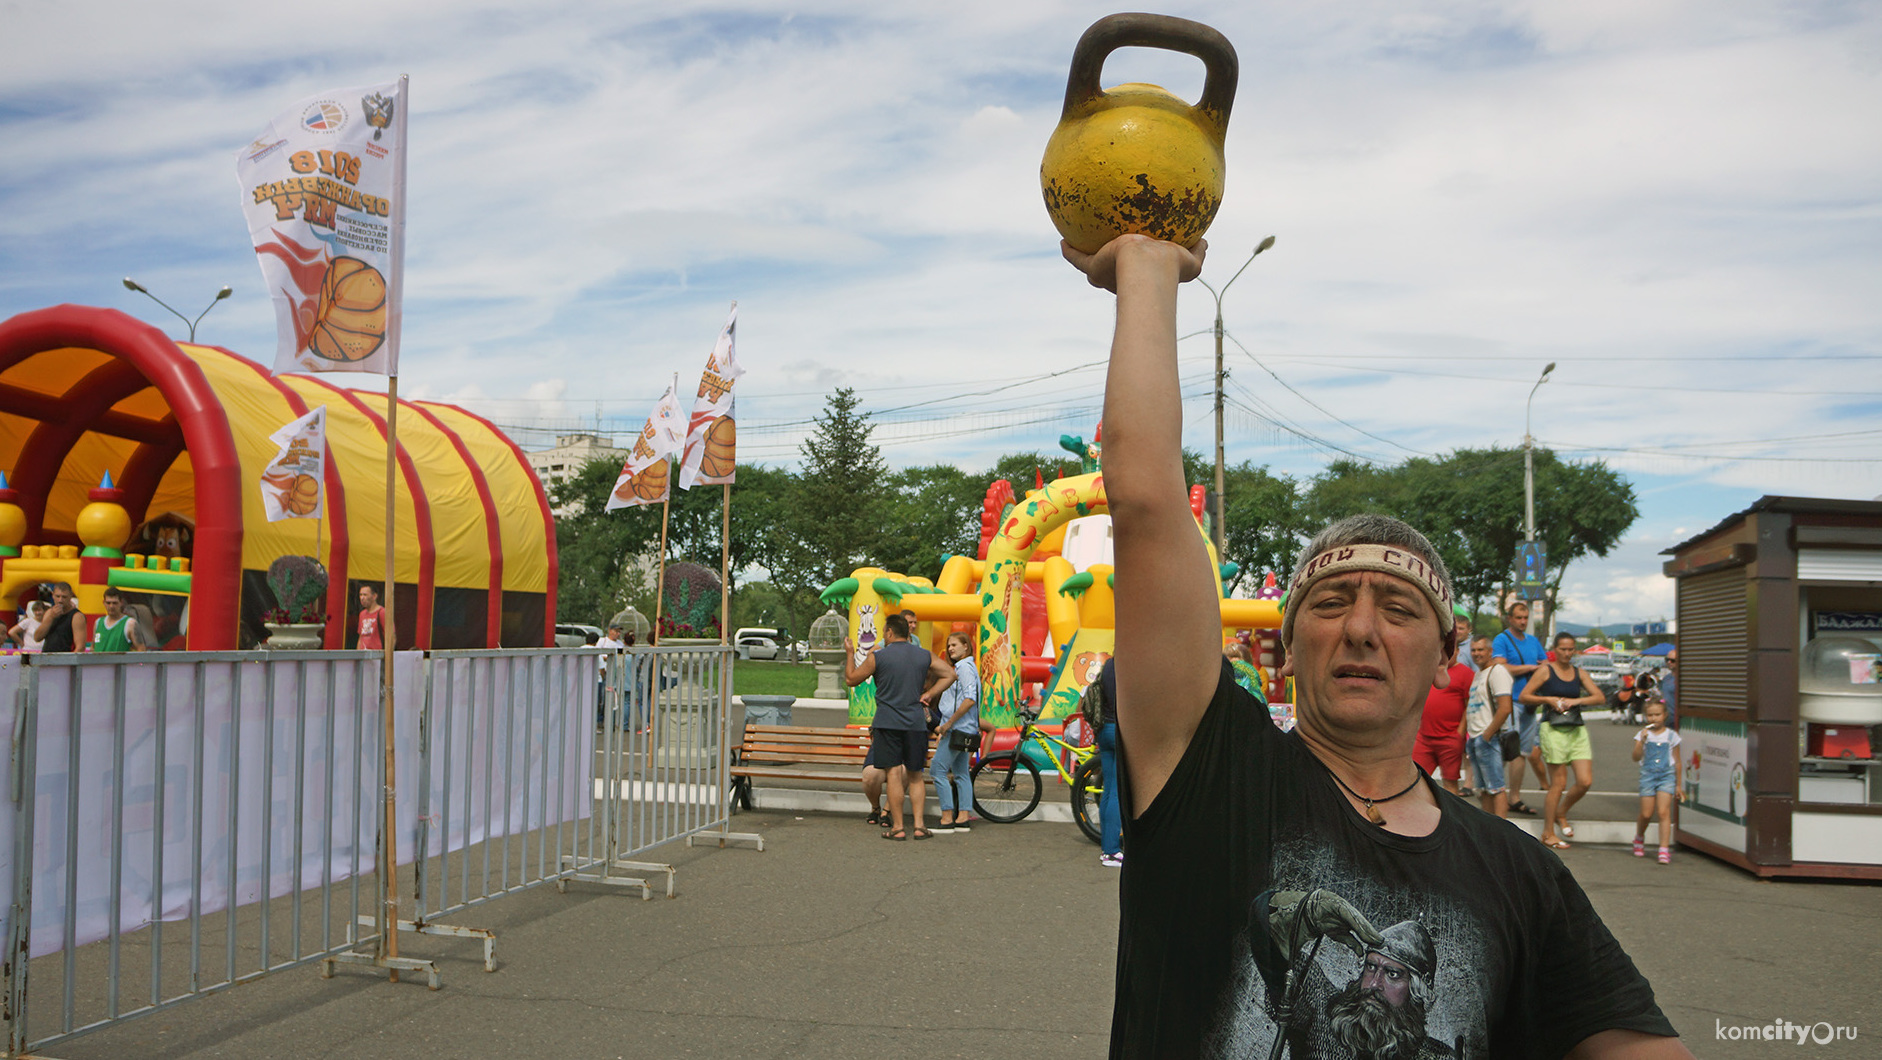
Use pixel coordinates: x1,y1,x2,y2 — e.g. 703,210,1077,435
821,430,1281,730
0,306,556,650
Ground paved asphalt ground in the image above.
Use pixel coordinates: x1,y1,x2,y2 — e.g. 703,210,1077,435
49,784,1879,1060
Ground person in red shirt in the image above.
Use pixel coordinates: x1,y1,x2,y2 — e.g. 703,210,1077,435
1415,652,1476,794
356,584,386,650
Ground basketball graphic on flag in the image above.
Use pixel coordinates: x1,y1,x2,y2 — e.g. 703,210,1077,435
700,416,736,479
616,459,669,504
284,473,320,514
262,469,321,517
309,257,387,363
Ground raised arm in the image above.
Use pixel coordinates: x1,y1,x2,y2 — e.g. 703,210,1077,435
919,654,956,706
842,637,877,687
1063,234,1216,814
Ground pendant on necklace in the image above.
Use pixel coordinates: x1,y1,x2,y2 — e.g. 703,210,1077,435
1363,802,1385,825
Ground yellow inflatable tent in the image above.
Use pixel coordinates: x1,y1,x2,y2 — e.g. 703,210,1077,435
0,305,556,650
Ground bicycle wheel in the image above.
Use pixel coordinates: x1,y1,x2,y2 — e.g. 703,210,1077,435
1071,757,1103,844
972,753,1042,823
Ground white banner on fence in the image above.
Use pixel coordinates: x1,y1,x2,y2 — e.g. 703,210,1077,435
419,652,594,859
3,650,593,961
13,655,403,959
0,654,21,952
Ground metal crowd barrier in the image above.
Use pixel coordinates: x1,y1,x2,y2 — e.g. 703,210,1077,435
0,642,743,1058
598,645,761,859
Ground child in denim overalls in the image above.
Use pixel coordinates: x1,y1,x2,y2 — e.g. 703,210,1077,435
1631,701,1684,863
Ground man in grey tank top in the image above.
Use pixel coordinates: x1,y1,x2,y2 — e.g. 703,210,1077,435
845,612,956,839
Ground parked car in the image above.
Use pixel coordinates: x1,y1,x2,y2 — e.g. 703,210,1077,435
554,623,605,648
733,626,792,661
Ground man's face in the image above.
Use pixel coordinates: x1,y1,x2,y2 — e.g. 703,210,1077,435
1507,603,1529,634
52,587,72,609
608,627,623,640
1282,571,1449,735
104,595,123,617
1667,650,1678,672
1470,638,1493,669
1357,952,1414,1009
1453,616,1470,651
358,586,375,609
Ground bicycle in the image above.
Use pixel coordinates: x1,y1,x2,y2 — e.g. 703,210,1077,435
971,707,1106,843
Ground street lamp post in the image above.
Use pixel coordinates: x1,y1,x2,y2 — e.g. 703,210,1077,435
1198,234,1276,559
122,278,232,343
1522,361,1556,543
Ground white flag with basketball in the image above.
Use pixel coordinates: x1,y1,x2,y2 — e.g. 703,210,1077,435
260,406,327,521
606,375,688,511
677,303,744,489
236,76,408,376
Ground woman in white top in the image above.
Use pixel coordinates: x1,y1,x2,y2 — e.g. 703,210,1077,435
8,601,49,652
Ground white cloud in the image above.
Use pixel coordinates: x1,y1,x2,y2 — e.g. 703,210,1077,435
2,1,1878,623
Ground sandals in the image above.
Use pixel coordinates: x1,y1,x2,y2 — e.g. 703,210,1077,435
1657,847,1672,864
1632,837,1646,857
1508,801,1538,816
1541,835,1571,850
865,810,885,826
911,828,934,840
881,828,907,841
1558,821,1575,839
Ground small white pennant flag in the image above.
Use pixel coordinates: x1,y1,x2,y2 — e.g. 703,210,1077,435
260,406,327,521
678,303,744,489
606,375,687,510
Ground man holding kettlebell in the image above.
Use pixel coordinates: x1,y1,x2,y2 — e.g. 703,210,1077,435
1062,231,1688,1059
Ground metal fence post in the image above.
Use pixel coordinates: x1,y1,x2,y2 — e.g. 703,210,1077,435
4,670,39,1058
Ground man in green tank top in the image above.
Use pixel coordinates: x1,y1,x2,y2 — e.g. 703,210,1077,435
92,588,144,653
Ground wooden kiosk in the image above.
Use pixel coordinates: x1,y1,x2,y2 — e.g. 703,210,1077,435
1664,496,1882,879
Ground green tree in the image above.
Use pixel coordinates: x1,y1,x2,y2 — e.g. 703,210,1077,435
788,388,888,588
1220,462,1311,594
875,463,985,579
1303,447,1638,620
666,463,796,593
987,451,1071,491
548,456,661,624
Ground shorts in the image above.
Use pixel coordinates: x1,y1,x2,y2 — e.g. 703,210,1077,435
1515,706,1541,754
1639,765,1676,797
1412,735,1464,780
1539,722,1592,765
868,727,928,772
1466,736,1506,793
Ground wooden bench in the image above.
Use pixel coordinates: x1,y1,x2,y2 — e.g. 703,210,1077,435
729,724,939,811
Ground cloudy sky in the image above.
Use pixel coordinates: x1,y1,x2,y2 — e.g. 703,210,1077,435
4,1,1878,625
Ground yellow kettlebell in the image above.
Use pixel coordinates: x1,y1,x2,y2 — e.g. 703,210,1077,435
1041,13,1238,254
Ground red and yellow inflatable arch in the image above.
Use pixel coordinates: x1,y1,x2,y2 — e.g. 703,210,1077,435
0,305,556,650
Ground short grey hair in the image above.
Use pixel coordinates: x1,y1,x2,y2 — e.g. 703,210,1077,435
1290,514,1453,595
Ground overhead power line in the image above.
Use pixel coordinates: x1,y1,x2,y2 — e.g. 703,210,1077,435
1220,332,1429,457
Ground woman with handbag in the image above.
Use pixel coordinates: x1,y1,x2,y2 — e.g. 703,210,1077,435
930,632,981,833
1520,632,1606,849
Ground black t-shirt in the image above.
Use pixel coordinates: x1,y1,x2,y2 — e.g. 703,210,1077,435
870,640,931,731
39,607,79,652
1111,662,1675,1059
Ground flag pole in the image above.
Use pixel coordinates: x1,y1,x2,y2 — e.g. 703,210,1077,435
376,72,410,981
718,482,731,644
379,376,401,980
652,474,672,641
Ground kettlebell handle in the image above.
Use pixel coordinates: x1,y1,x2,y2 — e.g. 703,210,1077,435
1061,12,1239,125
